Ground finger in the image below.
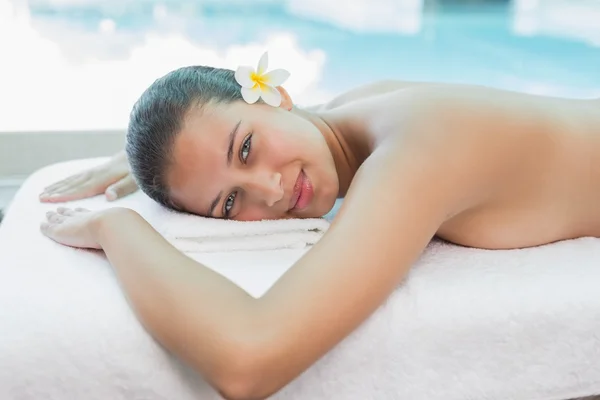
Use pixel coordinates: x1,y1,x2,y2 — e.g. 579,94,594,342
40,176,90,200
41,174,81,192
41,175,88,197
45,211,64,223
40,187,98,203
40,222,51,234
57,207,75,216
106,174,137,201
50,214,65,223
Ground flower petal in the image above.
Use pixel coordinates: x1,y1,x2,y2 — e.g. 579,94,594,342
262,68,290,87
260,84,282,107
241,86,261,104
256,52,268,75
235,66,256,88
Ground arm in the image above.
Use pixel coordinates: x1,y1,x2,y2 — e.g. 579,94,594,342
98,146,465,396
43,126,471,400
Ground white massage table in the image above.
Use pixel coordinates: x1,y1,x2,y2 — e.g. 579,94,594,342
1,159,600,400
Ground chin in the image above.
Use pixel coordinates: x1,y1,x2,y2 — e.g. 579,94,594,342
323,197,339,216
312,195,338,218
322,182,340,212
300,167,338,218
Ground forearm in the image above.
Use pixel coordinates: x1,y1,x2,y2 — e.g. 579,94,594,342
91,208,258,386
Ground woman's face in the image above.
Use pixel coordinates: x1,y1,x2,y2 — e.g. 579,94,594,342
167,98,339,220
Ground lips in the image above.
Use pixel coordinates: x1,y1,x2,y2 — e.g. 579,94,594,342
289,170,314,211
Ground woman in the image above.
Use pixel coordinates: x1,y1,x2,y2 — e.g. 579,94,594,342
39,56,600,399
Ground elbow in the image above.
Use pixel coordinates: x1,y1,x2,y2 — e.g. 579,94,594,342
210,345,283,400
216,381,272,400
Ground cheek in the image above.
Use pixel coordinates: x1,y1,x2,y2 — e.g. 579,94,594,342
236,205,271,221
261,114,313,155
274,133,319,165
259,131,297,165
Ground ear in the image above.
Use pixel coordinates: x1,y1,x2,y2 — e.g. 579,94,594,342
276,86,293,111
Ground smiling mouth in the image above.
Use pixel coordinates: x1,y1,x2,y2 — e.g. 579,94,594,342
289,169,314,212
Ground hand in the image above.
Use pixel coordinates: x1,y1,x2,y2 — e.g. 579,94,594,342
39,152,138,203
41,207,105,249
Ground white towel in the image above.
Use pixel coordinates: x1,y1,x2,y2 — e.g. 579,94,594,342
138,199,331,253
3,158,600,400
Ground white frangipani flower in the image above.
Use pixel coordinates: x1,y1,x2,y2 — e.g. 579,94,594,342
234,52,291,107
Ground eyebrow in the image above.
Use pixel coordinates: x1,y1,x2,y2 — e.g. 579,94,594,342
208,120,241,217
208,190,222,218
227,120,241,167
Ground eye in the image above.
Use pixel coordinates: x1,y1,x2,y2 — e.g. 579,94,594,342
223,192,237,218
240,133,252,163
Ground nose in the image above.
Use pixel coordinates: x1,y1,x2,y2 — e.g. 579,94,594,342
246,170,284,207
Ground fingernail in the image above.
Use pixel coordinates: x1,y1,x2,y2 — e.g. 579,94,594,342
106,189,117,201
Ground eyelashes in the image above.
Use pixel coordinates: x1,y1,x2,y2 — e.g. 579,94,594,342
240,133,253,163
224,132,253,218
224,192,236,216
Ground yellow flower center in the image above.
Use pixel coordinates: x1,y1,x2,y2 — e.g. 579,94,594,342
250,72,267,90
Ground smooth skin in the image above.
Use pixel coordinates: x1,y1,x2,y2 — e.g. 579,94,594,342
40,80,600,400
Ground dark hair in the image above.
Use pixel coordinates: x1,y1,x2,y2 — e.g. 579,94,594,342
125,65,243,210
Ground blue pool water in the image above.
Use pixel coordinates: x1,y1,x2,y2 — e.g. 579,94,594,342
1,0,599,131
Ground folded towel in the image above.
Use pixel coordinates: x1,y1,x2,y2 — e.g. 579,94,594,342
5,159,600,400
139,200,330,253
171,230,325,253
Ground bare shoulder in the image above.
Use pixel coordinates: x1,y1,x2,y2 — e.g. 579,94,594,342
323,83,585,229
363,84,579,192
306,79,437,112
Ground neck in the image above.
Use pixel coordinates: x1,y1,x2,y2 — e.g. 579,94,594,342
291,106,362,197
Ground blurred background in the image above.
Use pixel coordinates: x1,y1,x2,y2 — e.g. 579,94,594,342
1,0,600,212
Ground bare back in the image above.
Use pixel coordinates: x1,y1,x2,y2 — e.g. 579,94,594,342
324,83,600,250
